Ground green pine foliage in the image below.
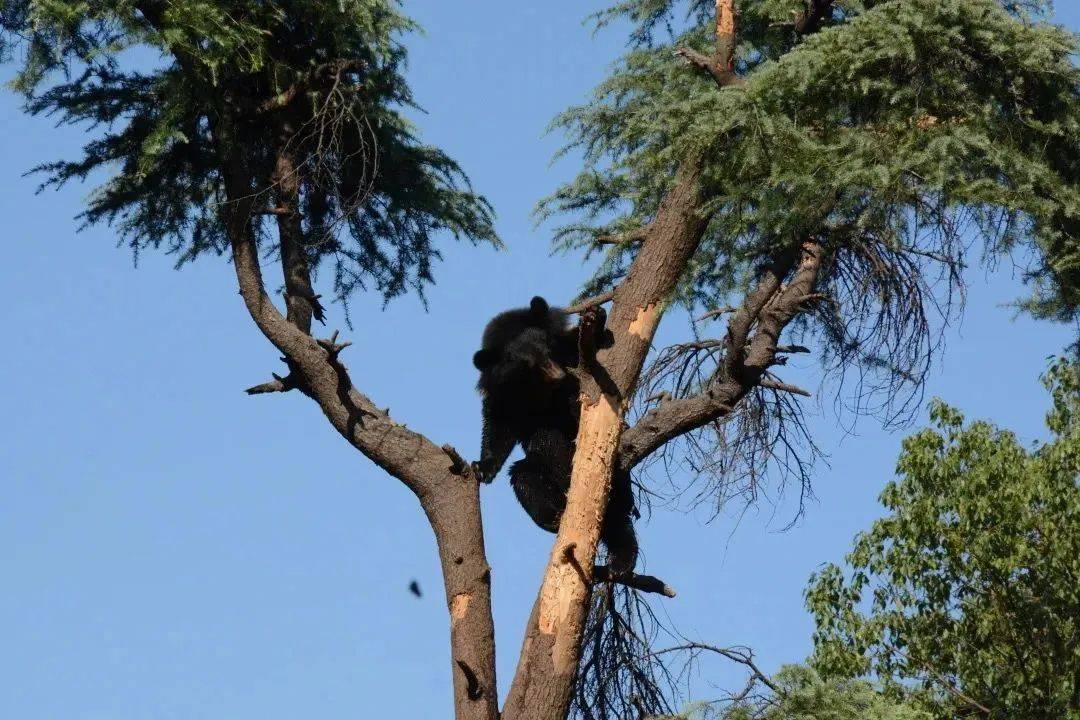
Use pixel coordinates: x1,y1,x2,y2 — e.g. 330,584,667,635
805,359,1080,719
545,0,1080,327
0,0,498,302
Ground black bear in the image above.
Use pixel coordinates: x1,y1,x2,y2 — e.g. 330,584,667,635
472,296,638,574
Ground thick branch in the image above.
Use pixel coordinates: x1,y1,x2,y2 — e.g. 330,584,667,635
504,5,838,717
619,240,825,473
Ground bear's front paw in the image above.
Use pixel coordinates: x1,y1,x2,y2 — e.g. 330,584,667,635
472,460,496,484
580,305,612,344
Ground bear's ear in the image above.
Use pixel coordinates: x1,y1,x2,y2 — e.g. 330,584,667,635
473,348,498,370
529,296,550,318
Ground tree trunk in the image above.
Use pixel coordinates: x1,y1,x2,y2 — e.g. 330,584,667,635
502,156,708,720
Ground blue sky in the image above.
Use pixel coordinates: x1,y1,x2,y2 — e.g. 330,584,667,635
1,3,1077,718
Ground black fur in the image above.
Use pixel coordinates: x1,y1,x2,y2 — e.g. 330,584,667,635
473,296,638,574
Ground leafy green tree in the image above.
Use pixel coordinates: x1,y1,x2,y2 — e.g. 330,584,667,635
806,360,1080,720
663,666,929,720
3,1,1079,719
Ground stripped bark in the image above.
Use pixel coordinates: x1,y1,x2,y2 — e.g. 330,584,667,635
676,0,742,88
502,156,709,720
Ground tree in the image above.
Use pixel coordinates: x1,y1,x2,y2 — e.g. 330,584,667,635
663,665,929,720
806,360,1080,720
2,1,1078,719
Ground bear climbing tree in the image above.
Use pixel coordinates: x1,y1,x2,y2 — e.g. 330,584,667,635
472,297,638,576
4,1,1077,720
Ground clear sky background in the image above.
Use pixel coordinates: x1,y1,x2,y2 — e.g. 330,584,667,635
1,3,1077,718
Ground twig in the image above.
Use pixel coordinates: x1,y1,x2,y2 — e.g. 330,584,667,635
648,643,780,695
595,227,647,246
317,330,352,360
245,369,304,395
695,306,736,322
759,378,811,397
442,444,479,482
566,290,615,315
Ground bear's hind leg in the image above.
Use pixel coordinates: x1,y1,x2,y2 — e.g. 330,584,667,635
601,470,639,575
509,455,567,533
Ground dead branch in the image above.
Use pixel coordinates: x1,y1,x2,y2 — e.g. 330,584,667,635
245,371,302,395
566,289,616,315
696,306,736,322
759,378,812,397
442,444,479,481
649,643,781,696
316,329,352,360
619,240,824,475
572,585,682,720
594,566,677,598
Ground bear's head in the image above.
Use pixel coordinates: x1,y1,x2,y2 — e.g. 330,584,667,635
473,326,566,385
474,297,568,392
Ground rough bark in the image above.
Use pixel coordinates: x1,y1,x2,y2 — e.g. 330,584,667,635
271,124,323,333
